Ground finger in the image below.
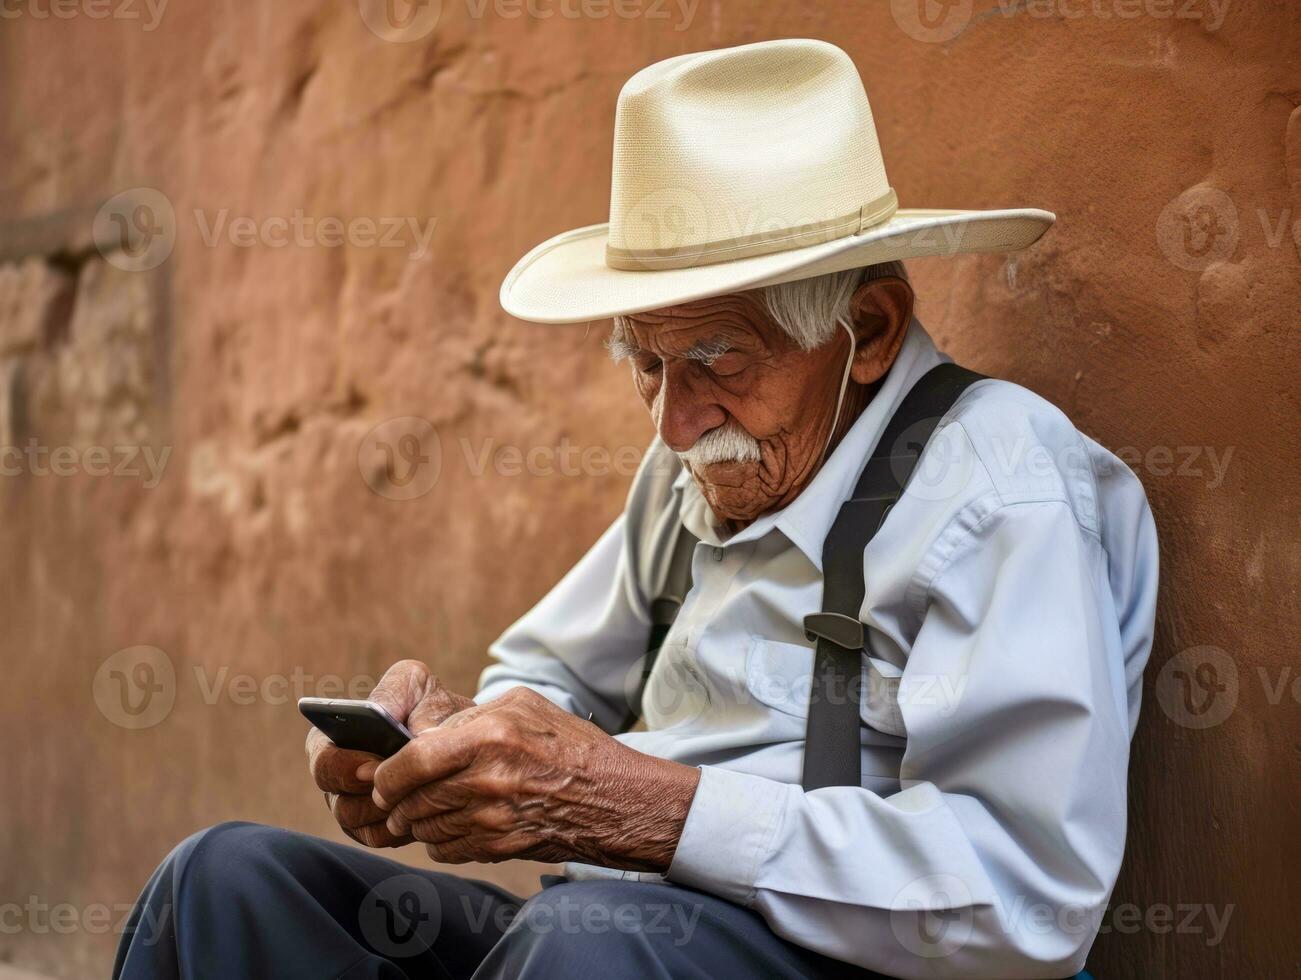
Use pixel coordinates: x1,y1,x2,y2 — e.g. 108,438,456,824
307,725,335,764
423,828,532,865
407,685,473,736
327,792,412,848
384,780,478,837
424,837,481,865
408,796,520,843
406,808,477,844
372,730,475,811
331,792,392,831
309,729,383,794
382,773,482,837
346,820,413,850
312,743,383,794
434,699,497,731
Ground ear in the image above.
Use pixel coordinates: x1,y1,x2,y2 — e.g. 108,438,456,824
847,276,914,385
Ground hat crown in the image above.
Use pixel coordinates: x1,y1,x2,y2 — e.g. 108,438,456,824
606,39,896,271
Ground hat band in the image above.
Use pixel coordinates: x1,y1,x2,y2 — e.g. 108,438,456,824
605,188,898,272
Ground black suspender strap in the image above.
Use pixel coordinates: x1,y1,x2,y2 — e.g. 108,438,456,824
801,362,986,790
623,520,698,731
629,362,985,770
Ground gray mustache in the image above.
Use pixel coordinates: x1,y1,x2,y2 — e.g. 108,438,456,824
677,422,762,466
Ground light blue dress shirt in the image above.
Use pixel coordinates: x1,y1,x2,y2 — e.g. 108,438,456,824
475,319,1159,979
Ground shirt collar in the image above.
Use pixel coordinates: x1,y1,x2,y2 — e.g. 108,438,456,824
673,317,946,570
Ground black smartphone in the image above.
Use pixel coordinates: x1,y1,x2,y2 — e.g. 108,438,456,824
298,697,413,758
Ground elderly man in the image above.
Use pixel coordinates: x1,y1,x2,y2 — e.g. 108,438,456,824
116,40,1156,980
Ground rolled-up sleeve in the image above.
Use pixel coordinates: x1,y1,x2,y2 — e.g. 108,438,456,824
668,499,1143,979
475,514,652,733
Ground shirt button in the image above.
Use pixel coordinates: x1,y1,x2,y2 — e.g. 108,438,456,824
712,547,724,561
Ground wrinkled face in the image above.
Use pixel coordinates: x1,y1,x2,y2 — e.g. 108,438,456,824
611,292,858,526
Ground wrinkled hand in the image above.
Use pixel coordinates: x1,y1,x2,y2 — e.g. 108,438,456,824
371,686,701,870
306,660,475,848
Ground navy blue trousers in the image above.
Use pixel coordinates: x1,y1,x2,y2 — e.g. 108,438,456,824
112,821,889,979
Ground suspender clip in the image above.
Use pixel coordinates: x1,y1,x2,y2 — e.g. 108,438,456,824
803,612,864,651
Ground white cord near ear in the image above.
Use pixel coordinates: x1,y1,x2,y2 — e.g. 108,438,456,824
819,318,857,464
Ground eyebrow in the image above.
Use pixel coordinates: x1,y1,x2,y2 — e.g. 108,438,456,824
605,321,640,363
605,321,735,366
682,335,734,365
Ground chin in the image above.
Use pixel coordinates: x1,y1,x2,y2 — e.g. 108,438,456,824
692,458,758,485
692,465,773,524
703,489,769,525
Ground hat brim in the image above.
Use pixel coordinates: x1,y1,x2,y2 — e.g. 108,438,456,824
500,207,1055,324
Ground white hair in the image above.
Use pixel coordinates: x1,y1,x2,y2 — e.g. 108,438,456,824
755,260,909,350
609,260,909,358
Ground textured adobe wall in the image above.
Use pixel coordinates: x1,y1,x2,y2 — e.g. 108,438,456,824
0,2,1296,977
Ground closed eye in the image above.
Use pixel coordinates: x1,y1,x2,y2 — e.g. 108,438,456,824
704,352,752,377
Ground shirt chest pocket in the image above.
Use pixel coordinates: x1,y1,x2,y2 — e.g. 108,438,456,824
744,637,907,738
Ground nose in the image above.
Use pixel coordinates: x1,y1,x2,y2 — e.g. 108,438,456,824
655,361,726,453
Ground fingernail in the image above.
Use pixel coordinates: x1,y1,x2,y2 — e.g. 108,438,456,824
372,788,389,810
386,815,401,836
356,761,378,781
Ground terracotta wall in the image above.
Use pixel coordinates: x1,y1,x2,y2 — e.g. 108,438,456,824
0,1,1296,976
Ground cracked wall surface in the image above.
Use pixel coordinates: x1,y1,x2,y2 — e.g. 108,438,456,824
0,2,1297,977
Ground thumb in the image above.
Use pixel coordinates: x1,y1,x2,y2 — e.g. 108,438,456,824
367,682,413,729
366,659,431,726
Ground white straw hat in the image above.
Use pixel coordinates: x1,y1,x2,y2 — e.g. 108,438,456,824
501,38,1054,324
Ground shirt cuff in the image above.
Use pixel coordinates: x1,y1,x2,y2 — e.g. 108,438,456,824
473,680,584,716
665,766,794,906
